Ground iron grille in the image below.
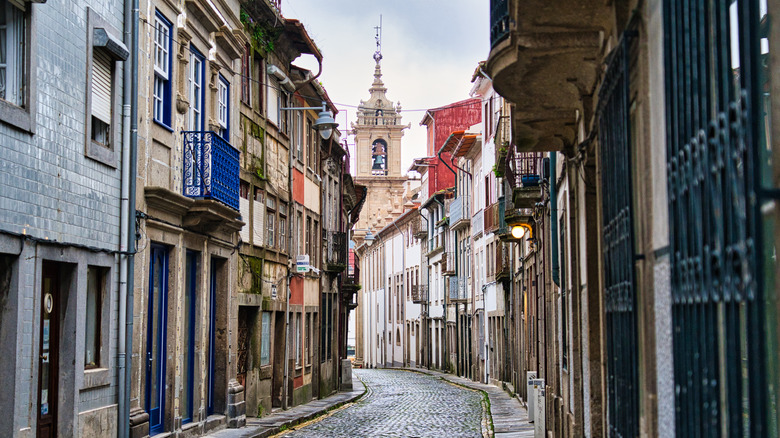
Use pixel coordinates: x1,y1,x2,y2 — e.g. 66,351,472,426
663,1,767,435
490,0,509,48
183,131,240,210
597,31,638,438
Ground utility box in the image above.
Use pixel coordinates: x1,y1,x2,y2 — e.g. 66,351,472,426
526,371,537,422
534,380,546,438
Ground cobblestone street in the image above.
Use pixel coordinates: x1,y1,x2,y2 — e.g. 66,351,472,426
278,369,487,438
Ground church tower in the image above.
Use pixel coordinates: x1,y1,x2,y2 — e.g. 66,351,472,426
352,22,411,231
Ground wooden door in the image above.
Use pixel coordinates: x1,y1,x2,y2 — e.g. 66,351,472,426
37,262,59,438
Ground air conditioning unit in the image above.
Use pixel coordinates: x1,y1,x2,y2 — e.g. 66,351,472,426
534,379,546,438
526,371,537,422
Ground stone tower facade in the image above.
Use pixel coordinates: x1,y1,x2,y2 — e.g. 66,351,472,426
352,57,411,232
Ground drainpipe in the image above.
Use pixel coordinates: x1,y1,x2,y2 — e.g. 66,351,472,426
283,107,294,410
432,196,447,370
118,1,138,436
418,209,430,369
550,153,559,286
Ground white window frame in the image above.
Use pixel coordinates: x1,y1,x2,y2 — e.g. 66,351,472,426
218,75,229,138
189,47,204,131
0,2,24,108
153,12,171,126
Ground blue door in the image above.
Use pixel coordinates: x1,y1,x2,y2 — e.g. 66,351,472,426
146,246,168,434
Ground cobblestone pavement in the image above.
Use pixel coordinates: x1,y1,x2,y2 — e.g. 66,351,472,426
277,369,487,438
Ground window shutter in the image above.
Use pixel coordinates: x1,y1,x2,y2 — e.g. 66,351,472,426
92,49,112,123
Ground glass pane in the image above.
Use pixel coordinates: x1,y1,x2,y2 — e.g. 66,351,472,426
151,252,162,410
85,268,100,368
40,277,51,416
260,312,270,365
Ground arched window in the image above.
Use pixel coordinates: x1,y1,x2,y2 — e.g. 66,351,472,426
371,139,388,175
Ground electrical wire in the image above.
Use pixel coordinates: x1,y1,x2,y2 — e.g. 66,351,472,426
140,16,481,114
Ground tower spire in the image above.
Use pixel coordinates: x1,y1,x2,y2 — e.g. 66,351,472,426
373,15,382,64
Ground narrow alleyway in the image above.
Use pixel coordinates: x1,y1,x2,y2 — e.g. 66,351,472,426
279,369,486,437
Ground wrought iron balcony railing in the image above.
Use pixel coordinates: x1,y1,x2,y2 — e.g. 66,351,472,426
449,276,459,300
411,284,428,304
326,231,347,271
183,131,240,210
411,217,427,238
504,142,544,191
496,241,510,279
490,0,510,48
442,251,456,276
484,202,499,234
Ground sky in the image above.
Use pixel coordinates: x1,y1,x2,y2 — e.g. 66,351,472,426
280,0,490,174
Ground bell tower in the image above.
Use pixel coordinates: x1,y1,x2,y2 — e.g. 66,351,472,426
352,19,412,231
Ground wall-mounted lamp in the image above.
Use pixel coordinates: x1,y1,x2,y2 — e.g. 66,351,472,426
510,223,533,240
352,228,376,247
280,101,339,140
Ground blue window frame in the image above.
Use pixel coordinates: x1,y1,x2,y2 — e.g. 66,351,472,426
153,11,172,129
218,74,229,139
146,245,169,435
189,46,205,131
182,251,198,424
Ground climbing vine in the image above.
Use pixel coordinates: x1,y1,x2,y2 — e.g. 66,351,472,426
240,10,279,55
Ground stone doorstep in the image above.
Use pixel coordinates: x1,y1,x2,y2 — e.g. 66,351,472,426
205,377,365,438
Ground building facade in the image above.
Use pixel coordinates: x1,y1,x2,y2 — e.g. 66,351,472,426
487,0,780,436
0,1,131,436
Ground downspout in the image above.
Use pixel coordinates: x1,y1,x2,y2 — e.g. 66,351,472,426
119,1,138,436
433,196,447,369
550,153,559,286
418,209,430,369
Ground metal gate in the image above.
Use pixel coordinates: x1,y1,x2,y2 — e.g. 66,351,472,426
663,0,767,435
598,31,639,438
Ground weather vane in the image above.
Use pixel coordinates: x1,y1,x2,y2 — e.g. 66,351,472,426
373,15,383,64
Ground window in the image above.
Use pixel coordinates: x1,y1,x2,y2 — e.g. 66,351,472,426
312,219,318,266
297,211,303,256
306,118,314,169
305,216,311,260
295,111,303,161
189,47,205,131
85,267,103,369
240,44,250,105
260,312,271,366
217,75,229,138
0,2,24,108
306,313,312,366
153,12,172,127
91,49,113,148
279,215,287,253
267,197,275,248
295,313,301,367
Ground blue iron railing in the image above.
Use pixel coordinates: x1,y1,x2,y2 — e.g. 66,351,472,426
183,131,240,210
490,0,509,48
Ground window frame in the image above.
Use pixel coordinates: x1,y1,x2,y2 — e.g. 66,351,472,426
240,44,251,106
217,74,229,138
153,11,173,129
260,311,271,366
0,0,35,133
84,267,103,370
188,45,205,132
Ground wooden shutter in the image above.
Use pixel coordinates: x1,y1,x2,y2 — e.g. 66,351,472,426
92,49,112,123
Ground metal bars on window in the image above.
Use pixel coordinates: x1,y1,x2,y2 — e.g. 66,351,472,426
663,0,766,436
598,31,639,438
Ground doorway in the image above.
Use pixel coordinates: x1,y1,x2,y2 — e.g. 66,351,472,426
146,246,168,434
271,311,285,408
37,262,59,438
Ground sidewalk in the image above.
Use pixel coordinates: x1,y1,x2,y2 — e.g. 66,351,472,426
399,368,534,437
205,376,365,438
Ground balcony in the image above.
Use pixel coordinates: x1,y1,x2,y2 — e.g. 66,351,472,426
183,131,240,210
412,217,428,239
326,231,347,272
411,284,428,304
496,242,510,280
472,209,484,239
505,144,544,209
484,203,499,234
449,276,459,300
342,262,359,309
449,196,470,231
441,252,456,276
486,0,612,153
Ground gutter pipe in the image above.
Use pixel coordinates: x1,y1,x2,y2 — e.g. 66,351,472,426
550,152,559,286
119,0,138,436
418,209,431,369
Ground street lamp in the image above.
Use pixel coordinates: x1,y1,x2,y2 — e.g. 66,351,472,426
281,101,339,140
510,223,533,240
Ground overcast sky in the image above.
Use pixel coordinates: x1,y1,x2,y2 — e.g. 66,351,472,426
281,0,489,174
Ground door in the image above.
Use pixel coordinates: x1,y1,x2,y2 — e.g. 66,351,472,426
146,246,168,434
37,262,59,438
207,260,216,415
271,311,285,408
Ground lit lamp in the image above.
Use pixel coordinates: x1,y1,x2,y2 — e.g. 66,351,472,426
511,224,533,240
